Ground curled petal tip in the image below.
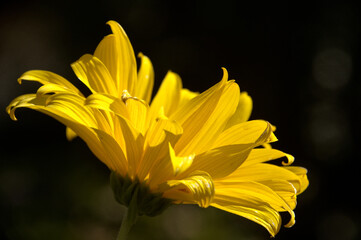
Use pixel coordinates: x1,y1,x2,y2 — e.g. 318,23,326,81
284,214,296,228
221,67,228,83
106,20,117,25
137,52,144,58
282,153,295,166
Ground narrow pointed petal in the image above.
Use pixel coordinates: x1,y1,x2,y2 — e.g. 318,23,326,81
92,128,128,175
150,71,182,119
214,120,277,148
168,143,194,176
66,127,77,141
134,53,154,103
180,143,254,179
36,83,78,96
176,81,240,156
124,97,149,135
221,163,307,198
45,93,97,126
18,70,82,96
256,180,298,210
85,93,129,119
242,148,295,167
71,54,118,96
7,94,39,121
284,166,309,194
94,34,118,87
170,68,228,125
225,91,253,128
214,181,295,228
224,163,301,185
106,20,137,95
178,88,199,109
137,117,183,181
211,198,281,237
116,115,145,177
7,94,120,171
146,142,194,187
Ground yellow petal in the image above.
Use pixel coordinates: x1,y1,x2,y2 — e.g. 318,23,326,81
18,70,82,96
224,163,301,184
168,143,194,176
145,142,194,187
180,143,254,179
242,148,295,167
211,196,281,237
174,70,240,155
71,54,118,96
180,82,240,156
214,181,295,228
124,96,149,135
7,94,39,121
92,128,128,176
221,163,305,200
45,93,97,127
169,68,228,125
160,171,214,208
150,71,182,119
215,182,293,215
137,115,183,181
85,93,129,119
94,34,118,88
256,179,298,210
116,115,144,178
134,53,154,103
106,20,137,95
7,94,118,171
36,83,77,96
225,91,253,128
284,166,309,194
66,127,77,141
85,93,133,157
178,88,199,109
214,120,277,148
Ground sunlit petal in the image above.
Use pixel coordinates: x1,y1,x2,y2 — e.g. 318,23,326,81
71,54,118,96
150,71,182,119
135,53,154,104
18,70,82,96
225,91,253,128
106,20,137,95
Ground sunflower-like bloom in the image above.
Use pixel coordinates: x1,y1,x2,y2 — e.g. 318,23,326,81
7,20,308,237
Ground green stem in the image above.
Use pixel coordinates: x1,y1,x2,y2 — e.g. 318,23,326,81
116,207,136,240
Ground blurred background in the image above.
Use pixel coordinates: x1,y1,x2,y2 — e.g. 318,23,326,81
1,0,360,239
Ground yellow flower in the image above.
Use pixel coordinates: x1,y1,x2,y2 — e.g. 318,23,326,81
7,20,308,237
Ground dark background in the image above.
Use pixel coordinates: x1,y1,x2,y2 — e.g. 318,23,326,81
1,1,360,239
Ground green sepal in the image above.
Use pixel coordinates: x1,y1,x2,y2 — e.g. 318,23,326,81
110,172,173,217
